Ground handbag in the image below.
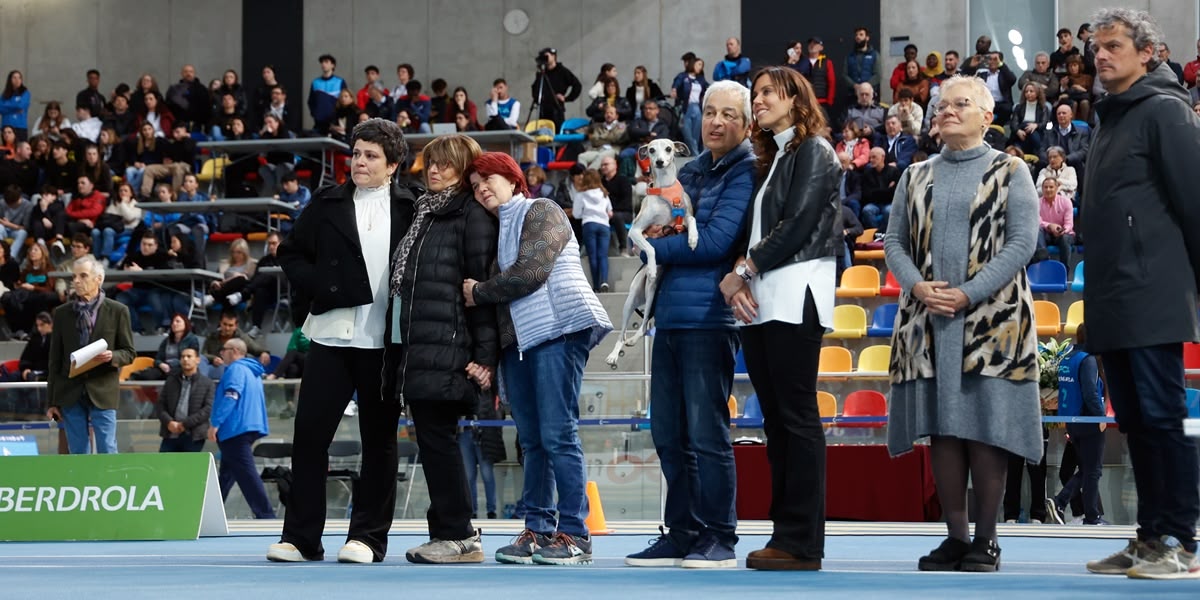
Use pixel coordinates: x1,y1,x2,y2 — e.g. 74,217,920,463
95,212,125,233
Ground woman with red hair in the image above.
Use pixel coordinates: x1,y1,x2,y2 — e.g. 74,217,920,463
462,152,612,566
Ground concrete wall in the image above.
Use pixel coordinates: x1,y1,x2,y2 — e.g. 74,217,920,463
301,0,738,128
0,0,242,119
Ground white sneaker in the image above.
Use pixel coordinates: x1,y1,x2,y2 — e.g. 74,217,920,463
203,294,215,307
1127,544,1200,580
337,540,375,564
406,530,484,564
344,402,358,417
247,325,262,338
227,292,243,305
267,542,319,562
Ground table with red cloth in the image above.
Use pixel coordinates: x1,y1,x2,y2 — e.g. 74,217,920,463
733,443,940,522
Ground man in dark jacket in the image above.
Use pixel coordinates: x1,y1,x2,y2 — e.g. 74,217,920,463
156,347,214,452
531,48,582,128
843,27,882,96
1079,9,1200,579
166,64,211,132
625,81,754,569
976,52,1018,126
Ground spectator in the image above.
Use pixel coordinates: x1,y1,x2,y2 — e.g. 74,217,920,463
1157,44,1185,85
140,123,194,198
275,171,312,226
673,56,710,155
396,80,433,133
484,78,521,130
65,175,106,238
896,61,931,108
572,168,612,292
239,232,283,339
155,346,213,452
28,185,67,252
588,63,618,100
461,151,610,564
202,238,256,308
1036,146,1078,201
256,114,296,196
453,112,477,133
1010,83,1052,156
836,151,863,216
670,51,697,101
1050,28,1081,77
165,232,201,271
390,63,414,103
525,166,553,199
97,127,125,174
964,35,993,74
599,155,633,254
1185,39,1200,88
884,75,1040,573
363,84,395,122
1077,23,1097,75
44,140,78,197
175,173,211,260
625,66,665,119
261,84,297,134
1047,323,1107,526
53,233,91,304
880,115,917,171
843,82,886,137
444,86,481,129
266,326,308,381
75,70,105,118
103,94,136,139
1020,52,1061,100
0,71,31,140
1061,55,1095,122
2,242,58,338
137,91,175,138
208,337,276,519
1035,176,1074,263
392,109,417,137
713,37,752,87
248,66,280,131
327,88,359,144
130,73,159,116
165,65,211,132
835,123,870,170
1,141,39,197
785,40,804,69
586,78,633,123
576,105,628,169
16,312,52,381
0,240,17,292
355,65,381,109
71,105,102,143
860,146,900,231
115,230,173,333
134,312,201,381
839,203,865,282
208,92,243,141
1079,9,1200,577
429,78,449,124
624,100,672,159
796,37,837,109
79,143,114,195
33,101,71,141
46,254,135,454
96,182,141,264
124,122,164,198
976,52,1017,126
844,27,883,94
923,51,945,80
890,44,920,96
308,54,349,135
1039,102,1089,173
0,184,31,259
887,88,924,136
30,135,51,170
531,48,582,128
936,50,961,83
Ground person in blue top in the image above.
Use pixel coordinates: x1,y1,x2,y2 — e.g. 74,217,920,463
624,80,755,569
308,54,348,135
0,71,31,140
713,38,753,87
1048,322,1108,526
208,337,275,519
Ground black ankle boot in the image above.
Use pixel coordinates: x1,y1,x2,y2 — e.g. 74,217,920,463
918,537,971,571
960,537,1002,572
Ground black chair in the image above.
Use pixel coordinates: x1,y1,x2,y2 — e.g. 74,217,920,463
253,441,293,515
328,440,362,518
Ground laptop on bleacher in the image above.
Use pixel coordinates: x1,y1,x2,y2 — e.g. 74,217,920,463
431,123,456,135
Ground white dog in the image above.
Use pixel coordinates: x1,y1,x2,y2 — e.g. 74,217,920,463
604,139,696,368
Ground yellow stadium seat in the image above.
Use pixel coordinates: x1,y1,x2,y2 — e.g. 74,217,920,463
818,346,853,380
1034,300,1062,337
1064,300,1084,336
119,356,157,382
195,157,229,183
817,391,838,422
836,264,881,298
824,305,868,339
857,345,891,374
524,119,557,145
854,228,884,261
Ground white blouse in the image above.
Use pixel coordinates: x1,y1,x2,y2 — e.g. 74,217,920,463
744,127,835,330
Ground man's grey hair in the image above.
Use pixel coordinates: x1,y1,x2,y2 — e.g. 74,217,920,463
1035,51,1050,61
856,81,875,95
703,80,752,125
1046,145,1066,158
1091,8,1162,68
225,337,248,356
73,255,105,282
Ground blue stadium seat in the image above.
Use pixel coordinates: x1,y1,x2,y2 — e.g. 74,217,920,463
1070,260,1084,293
553,117,590,144
866,303,898,338
734,348,748,374
1027,260,1068,293
742,393,762,420
1186,388,1200,418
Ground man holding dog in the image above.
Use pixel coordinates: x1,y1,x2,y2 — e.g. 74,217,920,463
624,80,755,569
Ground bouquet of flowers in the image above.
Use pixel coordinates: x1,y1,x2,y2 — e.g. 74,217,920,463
1037,338,1072,414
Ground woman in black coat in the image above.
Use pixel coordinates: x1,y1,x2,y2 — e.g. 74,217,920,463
389,134,498,564
269,118,416,565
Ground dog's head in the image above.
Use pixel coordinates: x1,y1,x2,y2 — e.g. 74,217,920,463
637,139,690,171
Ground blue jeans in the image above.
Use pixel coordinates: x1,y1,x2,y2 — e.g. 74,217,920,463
680,103,702,156
115,287,170,331
0,225,26,259
650,329,739,549
502,330,591,537
160,436,206,452
861,203,891,232
125,166,145,196
1038,229,1074,263
92,228,116,261
218,431,277,519
62,392,118,454
459,429,497,514
581,222,610,291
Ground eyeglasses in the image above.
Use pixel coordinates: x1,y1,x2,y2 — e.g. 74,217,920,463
933,98,974,117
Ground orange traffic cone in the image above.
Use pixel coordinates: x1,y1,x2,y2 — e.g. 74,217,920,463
585,480,614,535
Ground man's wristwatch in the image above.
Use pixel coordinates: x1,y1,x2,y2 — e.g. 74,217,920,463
735,262,755,283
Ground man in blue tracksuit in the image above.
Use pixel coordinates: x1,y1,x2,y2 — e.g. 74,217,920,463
208,337,275,519
308,54,348,135
1049,323,1106,525
712,38,752,87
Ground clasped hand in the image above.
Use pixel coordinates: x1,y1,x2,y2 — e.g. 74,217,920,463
912,280,968,317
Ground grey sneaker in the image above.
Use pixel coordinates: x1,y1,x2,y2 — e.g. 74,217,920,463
405,530,484,564
1044,497,1065,524
495,529,552,564
531,532,593,565
1086,538,1162,575
247,325,262,339
1127,545,1200,580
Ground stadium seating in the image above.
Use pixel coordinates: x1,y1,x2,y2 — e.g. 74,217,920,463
1027,260,1068,294
825,305,868,339
836,265,880,298
841,390,887,428
867,303,898,338
1034,300,1062,337
1064,301,1084,336
818,346,853,380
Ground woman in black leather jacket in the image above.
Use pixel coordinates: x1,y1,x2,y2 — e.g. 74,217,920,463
719,66,840,572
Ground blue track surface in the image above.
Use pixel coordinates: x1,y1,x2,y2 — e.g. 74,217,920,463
1,530,1197,599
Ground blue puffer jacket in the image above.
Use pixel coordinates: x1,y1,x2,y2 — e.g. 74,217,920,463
210,357,269,442
646,140,755,330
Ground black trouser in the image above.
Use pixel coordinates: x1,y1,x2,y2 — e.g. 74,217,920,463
1003,437,1048,521
609,211,632,253
1056,426,1105,522
28,212,65,244
275,350,306,379
1057,438,1105,517
408,400,474,541
280,343,401,561
1100,344,1199,550
245,273,277,328
739,291,826,559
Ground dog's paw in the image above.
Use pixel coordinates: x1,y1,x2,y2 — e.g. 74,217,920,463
687,231,698,250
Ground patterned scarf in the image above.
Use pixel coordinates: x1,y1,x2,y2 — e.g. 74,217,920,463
389,185,458,296
73,289,105,347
